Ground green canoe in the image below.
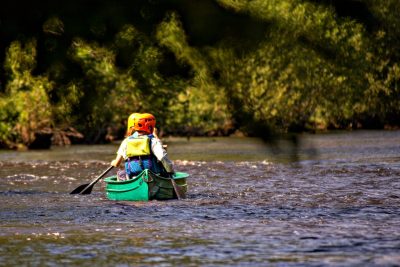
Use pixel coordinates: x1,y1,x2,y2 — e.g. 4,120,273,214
104,169,188,201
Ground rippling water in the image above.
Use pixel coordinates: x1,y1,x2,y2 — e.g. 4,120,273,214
0,131,399,266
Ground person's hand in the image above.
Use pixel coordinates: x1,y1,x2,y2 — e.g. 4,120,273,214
111,155,123,167
111,159,119,167
153,127,159,139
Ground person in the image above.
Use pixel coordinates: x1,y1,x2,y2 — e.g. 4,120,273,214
110,113,174,180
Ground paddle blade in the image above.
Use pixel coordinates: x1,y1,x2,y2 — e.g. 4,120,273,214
170,178,185,200
69,166,114,195
70,183,89,194
79,185,94,195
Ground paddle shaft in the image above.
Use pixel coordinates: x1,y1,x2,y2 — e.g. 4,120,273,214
80,165,114,194
70,166,113,195
170,174,183,200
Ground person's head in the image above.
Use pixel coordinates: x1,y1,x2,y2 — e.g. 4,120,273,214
126,113,139,136
126,113,156,136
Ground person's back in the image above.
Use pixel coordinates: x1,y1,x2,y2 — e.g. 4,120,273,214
111,113,174,180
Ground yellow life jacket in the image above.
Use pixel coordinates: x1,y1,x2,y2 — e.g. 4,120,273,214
126,135,151,157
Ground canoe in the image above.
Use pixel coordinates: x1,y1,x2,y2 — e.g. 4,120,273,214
104,169,188,201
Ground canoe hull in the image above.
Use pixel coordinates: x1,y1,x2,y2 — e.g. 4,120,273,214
104,169,188,201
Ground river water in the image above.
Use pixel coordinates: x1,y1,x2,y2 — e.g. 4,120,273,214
0,131,399,266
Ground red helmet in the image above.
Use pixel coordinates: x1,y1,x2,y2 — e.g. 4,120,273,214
132,113,156,134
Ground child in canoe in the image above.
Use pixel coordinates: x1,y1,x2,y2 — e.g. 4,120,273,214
111,113,174,180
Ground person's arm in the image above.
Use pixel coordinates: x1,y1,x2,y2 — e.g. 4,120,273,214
153,127,160,139
111,139,127,167
153,128,168,150
151,135,175,174
160,156,174,174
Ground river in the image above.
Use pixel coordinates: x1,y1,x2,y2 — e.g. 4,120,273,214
0,130,399,266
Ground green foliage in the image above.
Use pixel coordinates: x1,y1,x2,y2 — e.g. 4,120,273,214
0,0,399,148
2,40,53,147
156,12,231,134
70,38,141,131
0,98,18,146
214,0,399,130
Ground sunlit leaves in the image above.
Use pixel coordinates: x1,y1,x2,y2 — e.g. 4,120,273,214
43,16,64,36
156,12,209,83
156,12,231,134
4,40,37,83
2,40,53,146
214,0,399,130
1,0,400,148
70,38,140,128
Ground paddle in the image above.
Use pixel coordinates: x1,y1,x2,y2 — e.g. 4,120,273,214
153,128,182,200
70,166,114,195
169,173,183,200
